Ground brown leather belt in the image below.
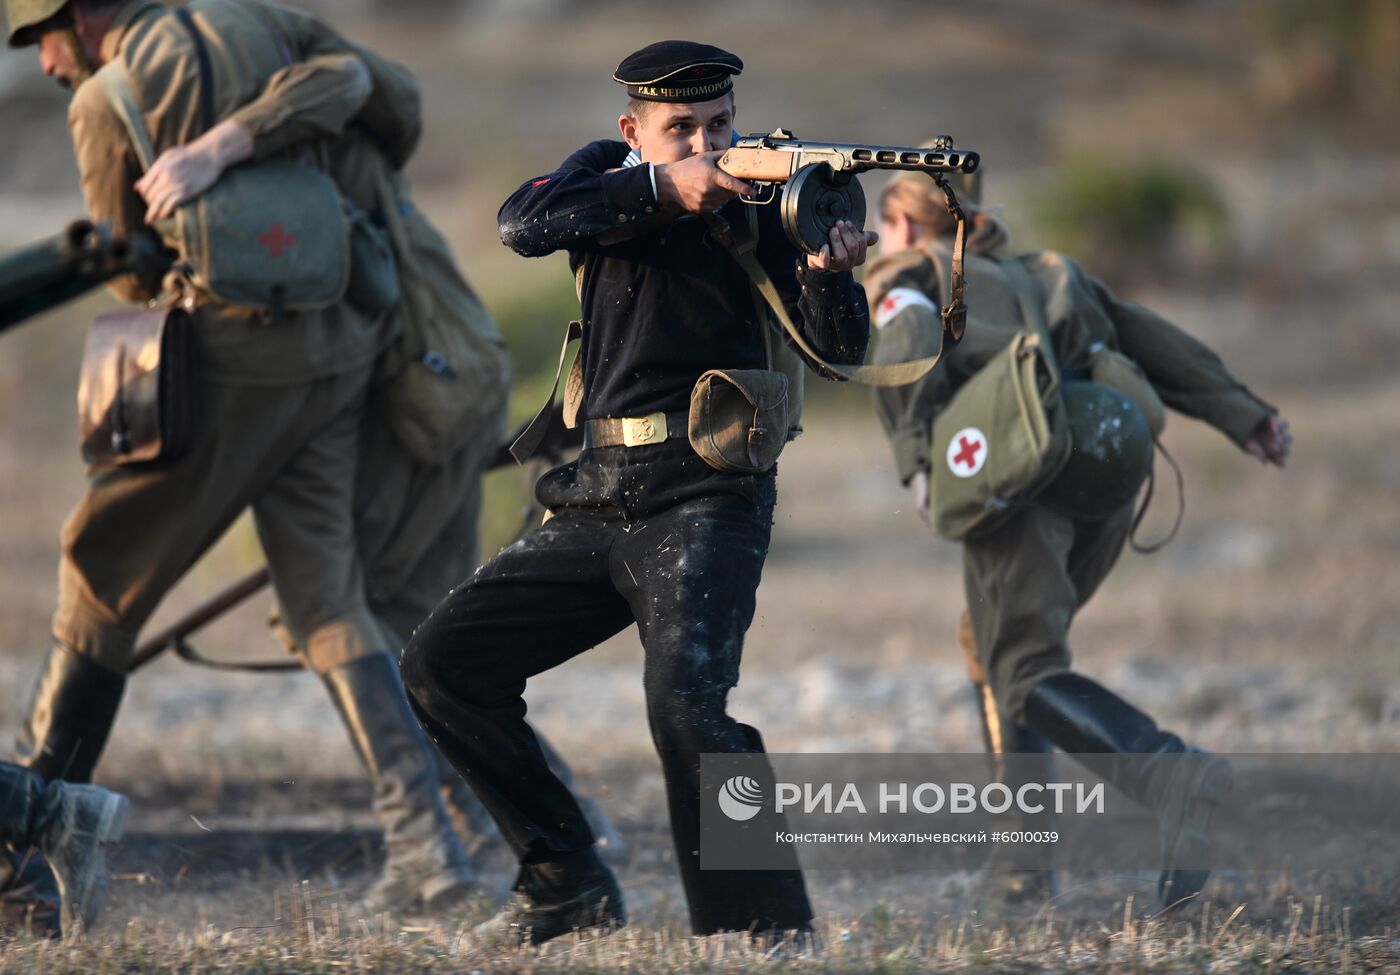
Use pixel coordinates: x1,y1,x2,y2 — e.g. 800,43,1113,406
584,411,690,449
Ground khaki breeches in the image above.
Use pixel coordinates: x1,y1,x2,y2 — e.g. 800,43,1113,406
962,503,1134,723
53,367,384,673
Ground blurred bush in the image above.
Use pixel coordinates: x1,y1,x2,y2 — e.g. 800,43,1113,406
1028,156,1232,285
1248,0,1400,121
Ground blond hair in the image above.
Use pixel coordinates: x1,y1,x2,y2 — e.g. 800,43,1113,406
879,175,962,238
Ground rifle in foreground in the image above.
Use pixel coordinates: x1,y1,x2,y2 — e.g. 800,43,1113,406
0,220,171,334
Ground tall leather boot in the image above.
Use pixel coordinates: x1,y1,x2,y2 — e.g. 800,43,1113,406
321,652,477,913
2,644,126,935
0,762,127,932
1023,672,1232,908
16,644,127,783
962,613,1056,901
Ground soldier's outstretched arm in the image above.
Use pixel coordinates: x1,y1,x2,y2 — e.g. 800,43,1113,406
1089,271,1276,450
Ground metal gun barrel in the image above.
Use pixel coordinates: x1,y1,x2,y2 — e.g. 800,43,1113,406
0,221,169,333
733,132,980,176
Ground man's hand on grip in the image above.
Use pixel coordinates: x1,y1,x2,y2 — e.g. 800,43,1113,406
653,150,755,214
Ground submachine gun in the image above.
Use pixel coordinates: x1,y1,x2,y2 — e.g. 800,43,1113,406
717,130,980,255
0,220,171,334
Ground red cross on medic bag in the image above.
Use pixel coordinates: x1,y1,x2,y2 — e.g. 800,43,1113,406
946,427,988,478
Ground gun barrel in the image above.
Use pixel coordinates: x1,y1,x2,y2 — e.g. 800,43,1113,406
841,143,980,176
0,221,170,333
733,133,980,177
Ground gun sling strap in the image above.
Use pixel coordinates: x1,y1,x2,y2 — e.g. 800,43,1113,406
511,177,969,463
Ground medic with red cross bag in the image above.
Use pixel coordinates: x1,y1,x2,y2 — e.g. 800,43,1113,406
866,165,1292,909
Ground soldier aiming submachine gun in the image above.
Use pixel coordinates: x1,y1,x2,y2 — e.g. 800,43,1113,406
0,220,171,333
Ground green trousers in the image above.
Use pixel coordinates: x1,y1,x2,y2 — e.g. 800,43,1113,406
53,366,384,673
962,503,1134,724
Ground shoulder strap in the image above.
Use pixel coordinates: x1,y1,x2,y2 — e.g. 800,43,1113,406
173,7,215,136
249,2,295,66
509,259,589,463
1000,257,1060,372
509,319,581,463
96,62,157,171
703,211,950,387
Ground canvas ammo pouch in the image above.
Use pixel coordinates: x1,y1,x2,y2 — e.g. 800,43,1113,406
687,368,790,474
78,305,197,467
1088,343,1166,436
96,9,350,316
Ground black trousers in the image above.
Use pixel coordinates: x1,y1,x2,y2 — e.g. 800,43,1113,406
400,440,812,935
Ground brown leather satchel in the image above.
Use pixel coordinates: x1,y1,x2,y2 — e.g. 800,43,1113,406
78,306,197,467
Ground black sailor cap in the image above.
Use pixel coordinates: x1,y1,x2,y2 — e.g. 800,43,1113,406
614,40,742,103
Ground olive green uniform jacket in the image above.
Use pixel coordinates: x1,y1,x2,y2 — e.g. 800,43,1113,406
867,241,1275,720
54,0,462,672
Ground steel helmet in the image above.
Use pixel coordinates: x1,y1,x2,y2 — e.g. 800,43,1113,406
1038,381,1154,520
6,0,69,47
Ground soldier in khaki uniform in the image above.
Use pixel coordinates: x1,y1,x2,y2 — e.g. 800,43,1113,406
2,0,493,919
866,170,1291,908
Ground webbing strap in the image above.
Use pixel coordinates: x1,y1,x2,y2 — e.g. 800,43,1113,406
509,318,582,463
932,174,968,342
96,64,157,171
999,258,1059,373
1129,436,1186,554
702,211,952,387
173,7,215,136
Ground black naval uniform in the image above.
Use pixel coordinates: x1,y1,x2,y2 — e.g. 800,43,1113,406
400,137,869,935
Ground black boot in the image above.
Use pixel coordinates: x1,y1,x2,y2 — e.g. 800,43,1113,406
2,644,126,935
16,644,127,783
321,652,477,913
1023,673,1232,909
973,681,1057,902
0,762,127,932
473,847,625,948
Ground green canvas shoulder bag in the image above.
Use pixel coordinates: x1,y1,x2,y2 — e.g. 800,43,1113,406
928,258,1072,540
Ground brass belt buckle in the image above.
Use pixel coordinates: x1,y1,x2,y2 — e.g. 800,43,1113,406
621,411,667,447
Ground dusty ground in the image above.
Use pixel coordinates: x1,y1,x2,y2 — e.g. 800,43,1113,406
2,0,1399,970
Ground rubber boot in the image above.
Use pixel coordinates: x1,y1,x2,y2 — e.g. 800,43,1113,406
0,762,128,932
321,652,477,913
2,644,126,936
1023,672,1232,909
